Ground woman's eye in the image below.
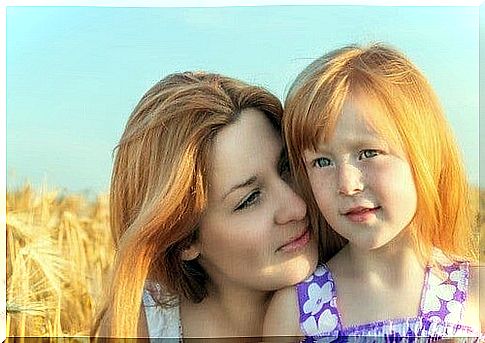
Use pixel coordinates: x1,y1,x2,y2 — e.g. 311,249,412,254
235,190,261,211
313,157,332,168
359,149,380,159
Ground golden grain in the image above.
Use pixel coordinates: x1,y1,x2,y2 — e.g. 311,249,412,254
7,184,113,337
5,184,485,337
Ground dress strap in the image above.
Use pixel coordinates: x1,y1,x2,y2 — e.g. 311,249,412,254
296,264,342,336
143,282,183,339
419,257,469,325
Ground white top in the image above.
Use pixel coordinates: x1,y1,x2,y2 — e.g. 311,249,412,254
142,288,182,339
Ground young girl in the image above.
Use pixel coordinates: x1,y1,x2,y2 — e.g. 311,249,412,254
264,45,483,340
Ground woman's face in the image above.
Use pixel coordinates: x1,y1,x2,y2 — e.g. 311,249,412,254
190,108,318,292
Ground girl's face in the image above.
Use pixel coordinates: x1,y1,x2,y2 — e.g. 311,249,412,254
191,108,318,291
303,94,418,251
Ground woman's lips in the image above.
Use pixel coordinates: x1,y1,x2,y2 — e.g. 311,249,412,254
344,206,381,223
277,228,311,253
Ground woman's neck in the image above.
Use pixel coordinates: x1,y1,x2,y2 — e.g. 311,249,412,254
180,280,272,338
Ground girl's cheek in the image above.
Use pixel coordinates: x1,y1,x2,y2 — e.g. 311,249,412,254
310,177,332,205
307,169,321,186
363,164,382,184
364,159,390,179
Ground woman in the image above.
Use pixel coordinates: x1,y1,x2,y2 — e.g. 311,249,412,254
93,72,318,338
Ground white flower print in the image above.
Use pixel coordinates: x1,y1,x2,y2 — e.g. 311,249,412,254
303,282,333,315
302,315,319,335
317,309,339,332
302,309,338,335
422,272,457,313
314,266,326,277
444,299,462,323
428,315,442,323
449,269,466,293
305,266,327,283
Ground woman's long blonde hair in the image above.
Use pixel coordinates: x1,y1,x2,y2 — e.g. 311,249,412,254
283,44,478,264
93,72,283,337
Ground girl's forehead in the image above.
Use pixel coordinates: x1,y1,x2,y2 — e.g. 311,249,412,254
308,93,407,157
317,94,385,140
344,92,400,136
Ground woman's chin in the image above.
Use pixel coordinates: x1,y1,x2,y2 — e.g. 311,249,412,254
261,254,318,289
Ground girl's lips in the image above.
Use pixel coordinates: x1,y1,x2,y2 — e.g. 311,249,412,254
344,206,381,223
277,229,311,253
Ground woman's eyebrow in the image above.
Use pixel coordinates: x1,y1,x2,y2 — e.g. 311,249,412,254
222,176,257,201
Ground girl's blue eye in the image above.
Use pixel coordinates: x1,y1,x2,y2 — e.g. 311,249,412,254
235,190,261,211
359,149,380,159
313,157,332,168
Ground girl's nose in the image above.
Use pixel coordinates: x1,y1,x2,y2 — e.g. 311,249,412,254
337,163,364,196
274,181,307,225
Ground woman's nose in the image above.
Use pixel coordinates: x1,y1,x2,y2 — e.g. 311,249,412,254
274,181,307,225
337,163,364,196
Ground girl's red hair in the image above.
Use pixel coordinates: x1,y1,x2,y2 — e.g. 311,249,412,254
284,44,478,264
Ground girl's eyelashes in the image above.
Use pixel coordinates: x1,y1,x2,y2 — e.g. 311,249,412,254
312,156,332,168
234,190,262,212
358,149,381,160
308,148,383,168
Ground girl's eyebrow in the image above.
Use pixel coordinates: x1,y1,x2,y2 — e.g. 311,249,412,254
348,135,388,148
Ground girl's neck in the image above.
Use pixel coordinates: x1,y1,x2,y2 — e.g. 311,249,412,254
326,229,430,327
180,279,272,337
333,229,425,287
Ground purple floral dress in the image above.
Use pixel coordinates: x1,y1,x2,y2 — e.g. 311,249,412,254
296,251,482,342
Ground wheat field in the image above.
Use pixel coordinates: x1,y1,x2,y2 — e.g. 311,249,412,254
5,184,485,337
6,185,113,338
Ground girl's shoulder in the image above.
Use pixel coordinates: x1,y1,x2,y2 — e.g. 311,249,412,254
428,248,476,287
263,285,302,337
430,247,471,266
465,262,484,332
427,248,482,332
264,265,333,337
295,264,334,306
441,256,484,334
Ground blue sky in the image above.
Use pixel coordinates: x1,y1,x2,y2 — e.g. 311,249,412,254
6,5,480,194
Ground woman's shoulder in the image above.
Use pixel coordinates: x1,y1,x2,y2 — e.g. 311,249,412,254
142,286,182,338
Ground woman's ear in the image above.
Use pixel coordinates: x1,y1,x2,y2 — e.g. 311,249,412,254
181,242,200,261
